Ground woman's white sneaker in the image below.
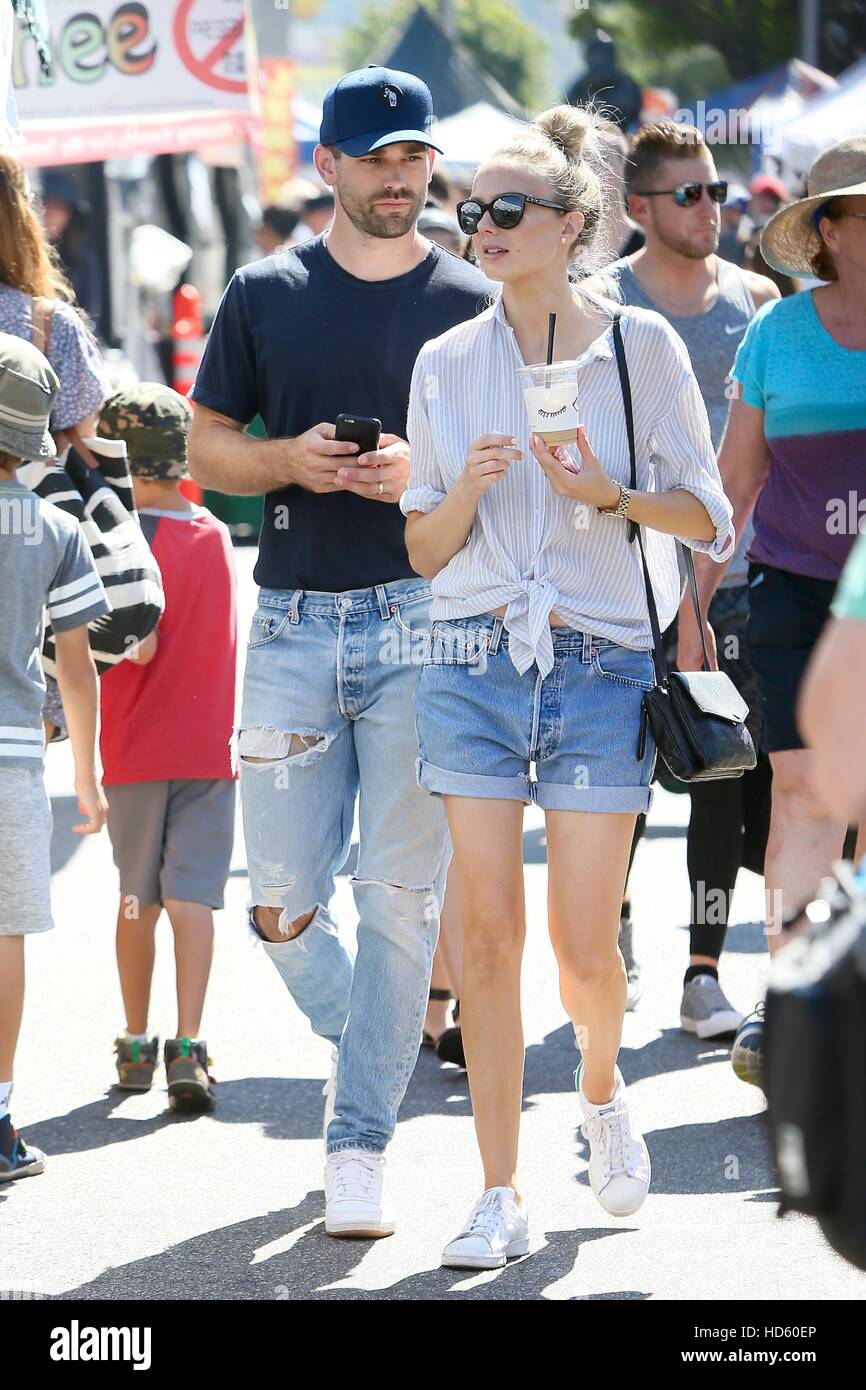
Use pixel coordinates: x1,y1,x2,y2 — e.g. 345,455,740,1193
324,1148,396,1238
441,1187,529,1269
577,1063,651,1217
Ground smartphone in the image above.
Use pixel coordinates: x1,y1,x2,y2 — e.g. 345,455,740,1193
334,413,382,456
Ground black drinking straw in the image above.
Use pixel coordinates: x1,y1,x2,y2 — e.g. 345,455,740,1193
544,312,556,389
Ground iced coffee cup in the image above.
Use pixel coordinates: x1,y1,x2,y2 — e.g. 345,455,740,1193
516,362,579,445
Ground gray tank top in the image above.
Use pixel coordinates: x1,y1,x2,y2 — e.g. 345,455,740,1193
606,257,755,588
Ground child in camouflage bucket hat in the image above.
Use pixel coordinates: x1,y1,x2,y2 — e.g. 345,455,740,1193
97,382,192,480
95,380,236,1112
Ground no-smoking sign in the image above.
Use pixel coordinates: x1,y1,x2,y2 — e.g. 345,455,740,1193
173,0,247,94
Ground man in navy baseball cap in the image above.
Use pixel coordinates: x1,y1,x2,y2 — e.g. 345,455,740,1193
313,65,446,243
320,65,443,157
189,58,487,1243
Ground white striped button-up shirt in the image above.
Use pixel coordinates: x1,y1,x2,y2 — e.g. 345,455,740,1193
401,294,735,677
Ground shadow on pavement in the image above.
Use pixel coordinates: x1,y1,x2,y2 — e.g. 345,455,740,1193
22,1092,191,1155
575,1290,651,1300
21,1077,330,1153
58,1210,629,1301
24,1060,474,1155
521,1023,729,1106
23,1020,754,1156
23,1060,471,1155
572,1112,772,1197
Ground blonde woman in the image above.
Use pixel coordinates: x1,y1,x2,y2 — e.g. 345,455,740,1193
402,106,734,1268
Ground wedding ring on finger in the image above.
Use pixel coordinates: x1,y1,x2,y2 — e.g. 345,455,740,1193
377,481,384,495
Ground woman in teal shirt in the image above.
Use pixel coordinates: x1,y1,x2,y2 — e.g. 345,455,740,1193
679,137,866,985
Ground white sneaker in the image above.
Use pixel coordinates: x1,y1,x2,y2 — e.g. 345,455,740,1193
441,1187,529,1269
577,1064,651,1217
322,1047,338,1148
324,1148,396,1239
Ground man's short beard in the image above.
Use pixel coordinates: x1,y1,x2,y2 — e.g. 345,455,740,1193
336,182,424,239
656,221,720,260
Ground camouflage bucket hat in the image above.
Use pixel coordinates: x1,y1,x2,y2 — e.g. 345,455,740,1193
97,382,193,480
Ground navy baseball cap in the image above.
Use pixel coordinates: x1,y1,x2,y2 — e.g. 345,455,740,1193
319,66,443,157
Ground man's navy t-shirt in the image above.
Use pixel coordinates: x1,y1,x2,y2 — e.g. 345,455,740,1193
191,236,489,592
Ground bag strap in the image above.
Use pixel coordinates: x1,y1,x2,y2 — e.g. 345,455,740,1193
30,296,103,471
682,542,712,670
30,296,54,356
610,312,711,679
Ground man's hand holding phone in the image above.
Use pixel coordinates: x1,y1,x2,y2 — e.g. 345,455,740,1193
287,422,360,493
336,433,410,503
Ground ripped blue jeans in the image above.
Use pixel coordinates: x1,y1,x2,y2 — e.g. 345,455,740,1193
238,579,449,1154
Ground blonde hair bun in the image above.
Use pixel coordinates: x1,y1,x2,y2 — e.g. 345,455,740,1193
533,105,593,163
485,101,620,276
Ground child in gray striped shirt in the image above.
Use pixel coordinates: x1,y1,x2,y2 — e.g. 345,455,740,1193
0,332,109,1183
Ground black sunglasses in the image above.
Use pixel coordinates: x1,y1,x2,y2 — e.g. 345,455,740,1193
456,192,569,234
632,180,728,207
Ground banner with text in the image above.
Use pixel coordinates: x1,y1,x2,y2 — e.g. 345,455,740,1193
14,0,252,166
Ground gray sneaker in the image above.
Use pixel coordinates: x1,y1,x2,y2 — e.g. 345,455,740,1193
619,917,641,1011
680,974,744,1040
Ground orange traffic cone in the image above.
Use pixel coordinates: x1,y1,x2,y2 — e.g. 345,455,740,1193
172,283,206,504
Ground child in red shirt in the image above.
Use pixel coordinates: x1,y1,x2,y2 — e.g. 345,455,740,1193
97,385,237,1111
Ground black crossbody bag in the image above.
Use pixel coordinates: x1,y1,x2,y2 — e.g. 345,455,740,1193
611,313,756,783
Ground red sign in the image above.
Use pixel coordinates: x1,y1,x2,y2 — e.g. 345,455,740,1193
173,0,247,95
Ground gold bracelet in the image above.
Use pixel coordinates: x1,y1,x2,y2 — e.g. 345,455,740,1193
597,483,631,518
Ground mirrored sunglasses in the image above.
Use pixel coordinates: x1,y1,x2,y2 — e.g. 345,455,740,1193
633,181,728,208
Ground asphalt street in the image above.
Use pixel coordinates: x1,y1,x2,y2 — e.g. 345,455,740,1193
2,546,863,1302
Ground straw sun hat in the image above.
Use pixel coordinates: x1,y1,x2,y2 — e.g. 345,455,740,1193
760,135,866,277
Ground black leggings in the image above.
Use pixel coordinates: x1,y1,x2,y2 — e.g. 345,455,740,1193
687,753,772,957
622,753,773,960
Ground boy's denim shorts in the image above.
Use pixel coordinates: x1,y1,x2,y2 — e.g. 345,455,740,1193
415,617,657,813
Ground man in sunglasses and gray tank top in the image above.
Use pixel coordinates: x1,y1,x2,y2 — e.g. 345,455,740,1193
587,119,780,1042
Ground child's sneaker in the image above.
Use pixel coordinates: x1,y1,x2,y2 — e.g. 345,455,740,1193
0,1114,45,1182
114,1034,160,1091
164,1037,216,1112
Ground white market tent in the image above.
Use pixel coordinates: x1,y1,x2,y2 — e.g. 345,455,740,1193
750,61,836,158
431,101,526,174
781,57,866,178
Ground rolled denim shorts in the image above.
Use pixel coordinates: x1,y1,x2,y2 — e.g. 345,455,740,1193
415,616,657,813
